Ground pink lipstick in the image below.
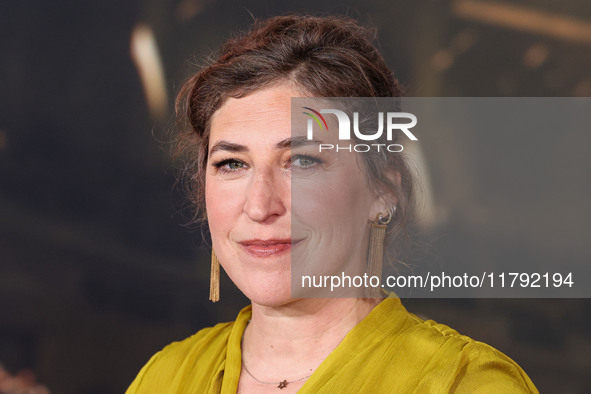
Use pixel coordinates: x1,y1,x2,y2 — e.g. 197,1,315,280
239,239,295,258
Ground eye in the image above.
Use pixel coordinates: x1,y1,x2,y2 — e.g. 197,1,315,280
211,158,247,173
227,161,244,170
290,154,322,169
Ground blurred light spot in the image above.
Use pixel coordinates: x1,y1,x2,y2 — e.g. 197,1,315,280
431,49,454,71
451,28,478,54
130,25,168,121
573,79,591,96
453,0,591,45
175,0,211,22
523,44,549,69
0,129,8,150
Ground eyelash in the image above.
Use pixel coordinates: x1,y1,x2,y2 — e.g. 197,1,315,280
211,158,247,173
210,154,323,174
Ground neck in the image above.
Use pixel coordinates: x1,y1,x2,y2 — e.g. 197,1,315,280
241,298,382,381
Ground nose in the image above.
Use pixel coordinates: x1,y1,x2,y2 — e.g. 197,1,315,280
243,167,288,223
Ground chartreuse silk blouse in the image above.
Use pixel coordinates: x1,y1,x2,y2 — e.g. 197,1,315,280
127,296,538,393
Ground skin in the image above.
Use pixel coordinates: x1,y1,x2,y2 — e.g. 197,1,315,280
206,83,390,393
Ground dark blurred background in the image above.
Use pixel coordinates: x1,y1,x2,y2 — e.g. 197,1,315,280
1,0,590,393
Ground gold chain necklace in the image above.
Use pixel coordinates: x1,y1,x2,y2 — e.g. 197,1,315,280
241,320,313,389
241,360,312,390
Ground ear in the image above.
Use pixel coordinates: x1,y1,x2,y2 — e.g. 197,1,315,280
369,169,400,222
370,196,395,222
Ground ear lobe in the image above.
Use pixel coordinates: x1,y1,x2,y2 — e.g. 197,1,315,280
370,196,396,222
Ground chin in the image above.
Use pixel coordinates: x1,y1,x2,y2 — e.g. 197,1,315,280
242,282,293,307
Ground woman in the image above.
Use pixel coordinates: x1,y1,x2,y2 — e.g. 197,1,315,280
127,15,538,393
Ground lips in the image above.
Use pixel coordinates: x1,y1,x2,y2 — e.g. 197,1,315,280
239,239,297,258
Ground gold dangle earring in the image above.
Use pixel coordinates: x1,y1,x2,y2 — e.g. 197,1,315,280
366,207,395,298
209,249,220,302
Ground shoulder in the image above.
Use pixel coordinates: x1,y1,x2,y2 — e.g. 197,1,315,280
156,320,234,362
394,309,539,393
125,321,234,393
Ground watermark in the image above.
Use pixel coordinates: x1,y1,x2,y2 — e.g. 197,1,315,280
301,272,575,294
291,97,591,298
303,107,418,141
301,102,418,152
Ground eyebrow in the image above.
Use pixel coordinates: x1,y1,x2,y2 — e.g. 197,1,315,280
209,136,324,155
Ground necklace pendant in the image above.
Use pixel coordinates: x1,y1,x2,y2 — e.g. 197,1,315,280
277,380,288,389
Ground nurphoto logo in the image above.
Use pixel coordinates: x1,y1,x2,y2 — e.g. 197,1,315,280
303,106,418,152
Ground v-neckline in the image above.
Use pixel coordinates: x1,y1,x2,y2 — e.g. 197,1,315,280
220,294,403,393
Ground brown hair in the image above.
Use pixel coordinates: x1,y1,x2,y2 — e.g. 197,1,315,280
175,14,414,252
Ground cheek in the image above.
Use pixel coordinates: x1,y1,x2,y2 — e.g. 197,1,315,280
293,167,371,228
205,176,240,236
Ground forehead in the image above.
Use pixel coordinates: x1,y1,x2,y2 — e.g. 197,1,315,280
209,84,298,141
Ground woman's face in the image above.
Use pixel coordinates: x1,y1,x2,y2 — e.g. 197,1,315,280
206,84,384,306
